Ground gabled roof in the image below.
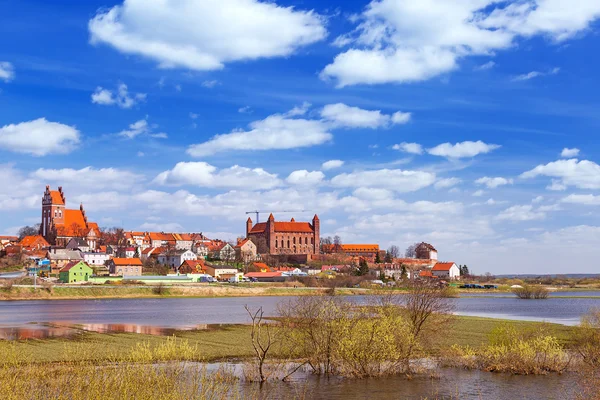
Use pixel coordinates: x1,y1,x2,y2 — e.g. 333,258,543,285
60,260,90,272
111,258,143,266
234,239,251,248
253,262,270,270
20,235,49,248
419,270,433,277
432,262,456,271
49,190,65,205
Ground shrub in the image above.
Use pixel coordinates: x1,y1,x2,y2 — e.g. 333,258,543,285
41,281,54,294
152,283,168,295
512,285,549,299
0,279,14,292
574,309,600,368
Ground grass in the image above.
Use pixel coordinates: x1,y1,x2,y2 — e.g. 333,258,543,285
0,316,578,365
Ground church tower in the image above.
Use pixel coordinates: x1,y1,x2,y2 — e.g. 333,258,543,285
41,186,65,239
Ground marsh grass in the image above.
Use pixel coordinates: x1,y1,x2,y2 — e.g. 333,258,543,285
512,285,549,299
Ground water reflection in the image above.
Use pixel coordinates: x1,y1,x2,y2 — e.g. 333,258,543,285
0,324,79,340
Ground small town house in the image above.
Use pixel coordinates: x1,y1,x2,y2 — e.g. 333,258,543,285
59,261,93,283
108,258,143,276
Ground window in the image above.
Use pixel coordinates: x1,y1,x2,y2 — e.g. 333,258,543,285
311,238,314,245
293,237,296,245
275,240,278,248
305,237,308,245
287,240,290,248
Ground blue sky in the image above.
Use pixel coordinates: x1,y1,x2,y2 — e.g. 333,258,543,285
2,0,600,274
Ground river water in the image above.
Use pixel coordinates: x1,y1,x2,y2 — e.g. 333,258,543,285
1,292,599,330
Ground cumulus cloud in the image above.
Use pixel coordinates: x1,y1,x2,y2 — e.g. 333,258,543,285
238,106,252,113
320,103,410,129
331,169,436,192
321,0,600,86
154,161,281,190
434,177,461,189
286,170,325,186
322,160,344,170
521,158,600,190
561,148,580,158
427,141,500,158
475,61,495,71
119,119,167,139
475,176,514,189
0,118,80,156
89,0,327,71
0,61,15,82
497,205,546,221
187,113,331,157
91,83,146,108
561,194,600,206
392,142,423,155
32,167,142,190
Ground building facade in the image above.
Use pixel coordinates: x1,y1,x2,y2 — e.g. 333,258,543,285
415,242,438,260
246,214,320,255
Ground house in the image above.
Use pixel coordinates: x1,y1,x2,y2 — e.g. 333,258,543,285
19,235,50,251
82,252,112,266
244,271,285,282
108,258,143,276
157,249,197,269
117,247,137,258
252,262,271,272
178,259,205,274
415,242,438,260
203,265,239,281
192,242,208,258
141,247,162,261
47,248,83,274
207,242,235,261
419,270,433,278
148,232,175,248
234,239,258,262
66,237,91,253
431,262,460,280
59,261,93,283
0,235,18,246
173,233,194,250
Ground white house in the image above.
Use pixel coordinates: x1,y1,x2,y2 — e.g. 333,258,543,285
416,242,438,260
82,252,112,266
158,249,197,269
431,262,460,280
173,234,194,250
193,242,208,258
234,239,258,262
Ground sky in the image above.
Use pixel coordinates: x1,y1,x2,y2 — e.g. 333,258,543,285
1,0,600,275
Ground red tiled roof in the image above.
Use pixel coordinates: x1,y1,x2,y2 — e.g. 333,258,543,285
419,270,433,277
60,261,89,272
323,244,379,253
49,190,65,205
0,236,18,241
20,235,49,248
432,262,456,271
111,258,143,266
250,221,314,233
253,262,269,270
235,239,250,248
56,209,88,236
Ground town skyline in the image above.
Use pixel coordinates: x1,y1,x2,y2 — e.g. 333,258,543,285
2,1,600,275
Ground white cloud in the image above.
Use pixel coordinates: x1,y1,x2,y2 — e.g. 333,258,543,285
547,180,567,191
202,80,220,88
392,142,423,155
521,158,600,190
561,147,580,158
472,190,486,197
154,161,281,190
187,113,332,156
118,119,167,140
189,112,199,119
532,195,544,203
0,62,15,82
91,83,146,109
32,167,142,190
321,103,410,128
512,67,560,81
497,204,546,221
322,160,344,171
0,118,80,156
89,0,327,71
286,170,325,186
434,177,461,189
285,102,312,117
139,222,184,232
475,61,495,71
561,194,600,206
331,169,436,192
321,0,599,86
475,176,514,189
238,106,252,113
428,140,500,158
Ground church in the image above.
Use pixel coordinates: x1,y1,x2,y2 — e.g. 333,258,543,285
41,186,100,250
246,214,320,257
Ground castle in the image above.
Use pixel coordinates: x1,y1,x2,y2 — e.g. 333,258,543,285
41,186,99,250
246,214,320,256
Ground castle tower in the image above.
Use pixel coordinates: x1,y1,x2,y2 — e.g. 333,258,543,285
246,217,253,237
41,186,65,239
267,213,275,253
312,214,320,254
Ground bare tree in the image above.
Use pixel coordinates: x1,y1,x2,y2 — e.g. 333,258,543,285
18,225,41,240
387,245,400,258
333,235,343,253
245,305,276,383
320,236,333,254
404,243,419,258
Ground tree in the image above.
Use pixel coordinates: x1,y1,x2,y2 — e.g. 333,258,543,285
404,243,419,258
18,224,41,240
387,245,400,258
356,258,369,276
320,236,333,254
333,235,343,253
384,251,393,263
401,265,408,280
460,265,470,277
375,251,381,264
245,305,276,383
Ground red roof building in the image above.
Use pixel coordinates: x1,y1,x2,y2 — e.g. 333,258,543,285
246,214,320,256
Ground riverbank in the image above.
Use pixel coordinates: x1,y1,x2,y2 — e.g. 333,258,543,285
0,316,577,363
0,285,368,301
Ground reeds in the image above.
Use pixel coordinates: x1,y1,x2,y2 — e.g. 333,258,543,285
512,285,549,299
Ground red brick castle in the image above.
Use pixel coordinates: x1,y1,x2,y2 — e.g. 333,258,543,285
246,214,320,256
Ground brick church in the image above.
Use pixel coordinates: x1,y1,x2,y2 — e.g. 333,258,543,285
246,214,320,256
41,186,100,250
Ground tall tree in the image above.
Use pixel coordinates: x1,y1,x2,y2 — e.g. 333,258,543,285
333,235,343,253
384,251,393,263
320,236,333,254
405,243,419,258
356,258,369,276
375,251,381,264
387,245,400,258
